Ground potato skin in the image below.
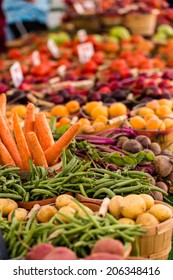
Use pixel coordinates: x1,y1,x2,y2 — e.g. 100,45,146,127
108,196,124,219
148,204,172,222
0,198,18,217
8,208,28,222
136,213,159,227
55,206,75,223
118,218,135,225
139,194,154,210
36,205,57,223
55,194,73,209
120,194,146,219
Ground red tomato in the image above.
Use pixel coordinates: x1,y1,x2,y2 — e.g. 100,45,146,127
82,60,98,73
91,52,104,65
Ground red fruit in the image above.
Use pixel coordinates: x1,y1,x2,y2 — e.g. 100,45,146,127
8,49,21,59
91,52,104,65
98,86,111,93
91,238,125,256
110,59,128,71
26,243,54,260
82,60,98,73
43,247,77,260
85,253,124,260
110,81,122,91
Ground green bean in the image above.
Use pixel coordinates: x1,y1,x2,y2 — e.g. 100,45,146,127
0,193,22,200
109,178,140,189
93,188,116,198
30,189,56,197
79,184,88,198
89,168,123,179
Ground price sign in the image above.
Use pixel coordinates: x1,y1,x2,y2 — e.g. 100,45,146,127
77,42,94,64
77,29,88,43
10,62,24,88
31,50,41,66
47,39,60,59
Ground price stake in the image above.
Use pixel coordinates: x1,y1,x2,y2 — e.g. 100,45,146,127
31,50,41,66
10,62,24,88
47,39,60,59
77,42,94,64
77,29,88,43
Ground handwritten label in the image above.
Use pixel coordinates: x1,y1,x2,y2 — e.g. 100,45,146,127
77,29,88,43
47,39,60,59
77,42,94,63
10,62,24,88
31,50,41,66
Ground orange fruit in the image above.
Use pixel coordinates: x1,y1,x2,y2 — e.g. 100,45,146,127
84,101,102,115
94,115,108,124
155,105,172,118
138,107,154,116
80,124,94,133
59,117,71,126
164,118,173,129
51,105,69,117
146,100,159,111
129,116,146,130
158,99,172,109
11,105,26,117
143,113,158,122
90,106,108,119
92,122,105,132
108,102,127,118
66,100,80,114
77,118,90,126
146,118,166,131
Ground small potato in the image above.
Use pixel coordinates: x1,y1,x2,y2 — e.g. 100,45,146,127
8,208,28,222
120,194,146,220
108,196,124,219
139,194,154,210
36,205,57,223
55,194,74,209
136,213,159,227
148,204,172,222
55,206,76,223
0,198,18,217
118,218,135,225
68,201,93,216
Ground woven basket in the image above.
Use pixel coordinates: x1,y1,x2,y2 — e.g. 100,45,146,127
123,12,158,36
100,13,123,28
131,201,173,260
71,14,101,33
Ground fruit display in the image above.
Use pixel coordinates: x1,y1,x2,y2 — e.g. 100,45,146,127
1,0,173,261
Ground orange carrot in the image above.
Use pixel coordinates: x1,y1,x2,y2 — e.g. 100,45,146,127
26,132,48,168
35,112,54,151
0,140,16,166
0,93,6,116
23,103,35,138
45,123,80,166
13,112,32,170
0,111,22,168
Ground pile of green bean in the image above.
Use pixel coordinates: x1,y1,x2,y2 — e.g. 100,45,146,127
0,202,145,259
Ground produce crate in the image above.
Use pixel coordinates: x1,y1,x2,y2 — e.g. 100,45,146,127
123,12,158,36
131,201,173,260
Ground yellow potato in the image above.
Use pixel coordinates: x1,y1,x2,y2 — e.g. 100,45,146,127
136,213,159,227
8,208,28,222
68,201,93,217
55,194,74,209
148,204,172,222
118,218,135,225
55,206,76,223
108,195,124,219
120,194,146,220
0,198,18,217
139,194,154,210
36,205,57,223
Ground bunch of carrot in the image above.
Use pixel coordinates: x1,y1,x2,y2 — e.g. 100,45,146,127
0,93,80,170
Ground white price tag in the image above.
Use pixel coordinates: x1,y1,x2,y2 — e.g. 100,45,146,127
77,29,88,43
84,0,96,10
57,65,67,78
10,62,24,88
31,50,41,66
77,42,94,64
47,39,60,59
73,3,85,14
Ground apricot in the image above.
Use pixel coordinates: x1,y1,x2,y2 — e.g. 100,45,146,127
90,106,108,119
92,121,105,132
158,99,173,109
11,105,27,117
146,100,159,111
164,118,173,129
94,115,108,124
77,118,90,126
146,118,166,131
155,105,172,118
129,116,146,130
66,100,80,114
138,107,154,116
144,113,158,122
84,101,102,115
51,105,69,117
59,117,71,126
108,102,127,118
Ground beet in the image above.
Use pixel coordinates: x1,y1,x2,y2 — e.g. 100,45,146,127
149,143,161,156
135,135,151,148
143,149,155,156
161,149,173,157
155,181,168,193
26,243,54,260
116,136,128,148
43,247,77,260
154,155,173,177
151,191,163,201
122,139,143,153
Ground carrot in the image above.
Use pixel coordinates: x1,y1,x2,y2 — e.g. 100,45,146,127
0,140,16,166
0,93,7,116
23,103,35,138
45,123,80,166
13,112,32,170
35,112,54,151
0,111,22,168
26,132,48,168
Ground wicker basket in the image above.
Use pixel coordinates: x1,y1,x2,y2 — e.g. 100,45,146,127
131,201,173,260
123,12,158,36
100,13,123,28
71,14,101,33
